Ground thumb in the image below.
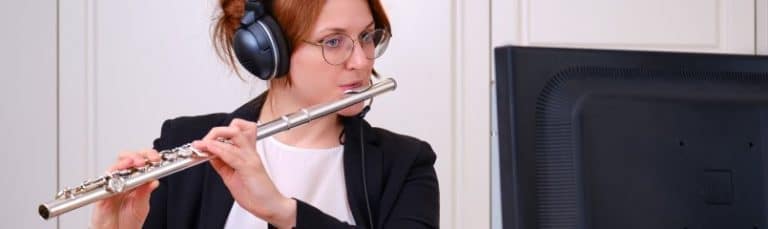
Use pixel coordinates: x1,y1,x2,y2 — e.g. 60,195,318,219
133,180,159,200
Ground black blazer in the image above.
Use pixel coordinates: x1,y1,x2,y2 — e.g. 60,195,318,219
143,93,440,228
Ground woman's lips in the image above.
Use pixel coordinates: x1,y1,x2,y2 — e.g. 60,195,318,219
340,82,363,91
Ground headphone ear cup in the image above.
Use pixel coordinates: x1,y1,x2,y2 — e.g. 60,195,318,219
260,15,290,78
232,15,290,80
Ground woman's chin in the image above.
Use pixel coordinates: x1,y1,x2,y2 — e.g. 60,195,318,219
337,102,366,117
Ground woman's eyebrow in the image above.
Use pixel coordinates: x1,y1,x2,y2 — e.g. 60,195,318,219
316,21,375,34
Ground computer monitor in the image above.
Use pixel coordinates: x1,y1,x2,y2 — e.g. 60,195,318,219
494,46,768,229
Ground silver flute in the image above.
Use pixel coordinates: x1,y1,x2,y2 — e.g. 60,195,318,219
39,77,397,220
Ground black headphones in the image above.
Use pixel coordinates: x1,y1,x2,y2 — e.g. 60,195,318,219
233,0,290,80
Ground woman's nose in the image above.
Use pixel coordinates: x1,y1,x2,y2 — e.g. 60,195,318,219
345,41,372,69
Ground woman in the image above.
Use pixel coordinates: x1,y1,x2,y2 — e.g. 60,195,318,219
89,0,439,228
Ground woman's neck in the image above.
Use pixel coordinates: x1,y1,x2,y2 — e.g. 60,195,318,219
259,89,344,149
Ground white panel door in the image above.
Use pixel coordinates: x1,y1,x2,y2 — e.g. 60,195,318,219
0,1,58,228
493,0,755,54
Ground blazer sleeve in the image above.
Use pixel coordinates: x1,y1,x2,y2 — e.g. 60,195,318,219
379,141,439,228
142,120,175,229
291,141,440,229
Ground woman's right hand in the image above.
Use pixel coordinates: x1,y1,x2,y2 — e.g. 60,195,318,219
90,149,162,229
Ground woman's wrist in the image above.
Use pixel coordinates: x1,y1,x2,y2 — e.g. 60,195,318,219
267,197,297,229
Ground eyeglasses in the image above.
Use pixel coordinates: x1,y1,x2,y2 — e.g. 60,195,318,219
304,28,390,65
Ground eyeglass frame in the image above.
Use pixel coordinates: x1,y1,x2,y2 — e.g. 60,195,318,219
302,28,390,66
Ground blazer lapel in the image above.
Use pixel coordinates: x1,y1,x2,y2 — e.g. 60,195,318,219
198,165,235,228
363,130,383,228
342,117,382,227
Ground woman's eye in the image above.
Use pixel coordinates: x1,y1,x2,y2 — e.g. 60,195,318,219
323,37,343,48
361,33,374,43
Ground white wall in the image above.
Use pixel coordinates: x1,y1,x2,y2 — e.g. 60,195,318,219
0,1,58,228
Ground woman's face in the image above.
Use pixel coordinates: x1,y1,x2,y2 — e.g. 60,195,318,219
286,0,375,117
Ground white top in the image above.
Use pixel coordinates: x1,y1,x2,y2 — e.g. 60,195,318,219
223,136,356,228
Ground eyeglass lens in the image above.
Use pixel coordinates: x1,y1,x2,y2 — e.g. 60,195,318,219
320,29,390,65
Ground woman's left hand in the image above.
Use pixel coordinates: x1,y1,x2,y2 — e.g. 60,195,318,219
192,118,296,228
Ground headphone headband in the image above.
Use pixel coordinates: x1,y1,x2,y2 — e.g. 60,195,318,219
244,0,266,18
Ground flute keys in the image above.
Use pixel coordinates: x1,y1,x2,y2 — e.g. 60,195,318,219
105,174,126,193
190,147,208,157
55,189,73,200
177,146,194,158
55,190,65,199
162,151,178,161
137,165,150,173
